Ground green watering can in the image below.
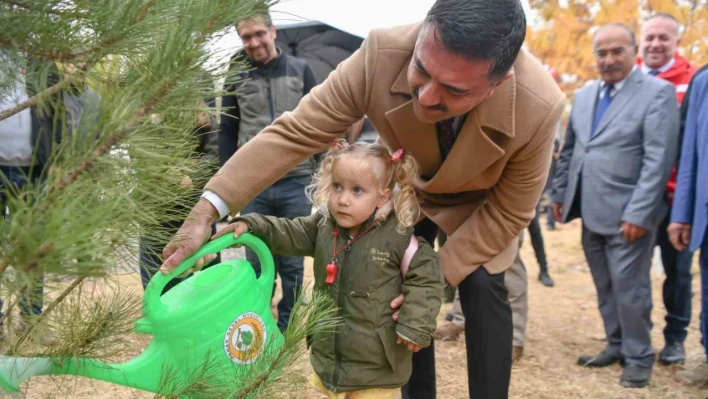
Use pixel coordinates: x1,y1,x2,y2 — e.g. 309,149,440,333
0,233,283,394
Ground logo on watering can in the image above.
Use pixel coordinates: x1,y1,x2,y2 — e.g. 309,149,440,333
224,312,267,364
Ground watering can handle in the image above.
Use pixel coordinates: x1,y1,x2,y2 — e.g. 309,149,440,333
144,233,275,316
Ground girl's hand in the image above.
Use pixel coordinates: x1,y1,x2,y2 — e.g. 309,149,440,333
187,222,250,273
211,221,250,240
397,336,423,353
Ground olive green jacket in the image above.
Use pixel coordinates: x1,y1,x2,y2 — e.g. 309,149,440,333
237,211,444,392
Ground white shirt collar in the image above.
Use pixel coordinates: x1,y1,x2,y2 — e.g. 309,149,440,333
599,66,637,98
641,57,675,75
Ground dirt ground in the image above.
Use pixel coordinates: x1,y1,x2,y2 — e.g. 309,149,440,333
13,217,708,398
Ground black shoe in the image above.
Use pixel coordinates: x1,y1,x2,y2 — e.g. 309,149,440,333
577,351,624,368
620,364,651,388
539,271,555,287
445,312,454,322
659,341,685,365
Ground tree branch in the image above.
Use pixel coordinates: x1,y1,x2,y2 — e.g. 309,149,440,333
0,74,73,122
0,0,156,63
11,276,86,352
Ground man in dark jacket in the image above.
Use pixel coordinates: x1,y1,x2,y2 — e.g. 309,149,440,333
214,10,318,332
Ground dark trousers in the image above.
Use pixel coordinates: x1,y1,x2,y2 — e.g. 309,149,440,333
241,175,312,331
697,233,708,358
0,165,44,320
545,190,556,229
656,213,694,344
139,222,220,293
527,205,549,275
402,219,513,399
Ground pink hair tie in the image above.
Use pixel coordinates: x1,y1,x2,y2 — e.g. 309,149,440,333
332,139,347,150
391,148,404,162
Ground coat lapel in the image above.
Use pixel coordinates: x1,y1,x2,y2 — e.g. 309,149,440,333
591,70,643,140
384,59,516,193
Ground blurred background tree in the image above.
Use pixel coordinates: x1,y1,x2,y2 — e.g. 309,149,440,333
526,0,708,96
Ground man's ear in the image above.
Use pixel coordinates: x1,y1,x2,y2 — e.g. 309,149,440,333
271,25,277,40
484,70,514,100
377,188,392,208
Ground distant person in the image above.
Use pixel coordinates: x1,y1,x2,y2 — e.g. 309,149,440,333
638,12,698,365
669,64,708,387
0,59,101,341
552,24,679,388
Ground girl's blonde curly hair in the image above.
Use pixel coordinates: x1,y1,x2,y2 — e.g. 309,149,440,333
306,139,421,231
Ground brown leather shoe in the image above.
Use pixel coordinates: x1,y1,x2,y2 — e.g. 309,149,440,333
512,345,524,363
433,322,464,341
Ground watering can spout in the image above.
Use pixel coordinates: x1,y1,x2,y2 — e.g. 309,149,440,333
0,342,167,394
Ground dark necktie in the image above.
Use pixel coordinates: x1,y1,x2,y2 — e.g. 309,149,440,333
648,69,660,76
436,118,456,161
591,84,614,138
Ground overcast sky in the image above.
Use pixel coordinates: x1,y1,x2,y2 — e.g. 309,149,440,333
208,0,532,67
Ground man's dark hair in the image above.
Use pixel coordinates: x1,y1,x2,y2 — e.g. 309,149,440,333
645,13,680,34
423,0,526,81
594,23,637,47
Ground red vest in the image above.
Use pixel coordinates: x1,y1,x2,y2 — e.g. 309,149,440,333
636,54,697,202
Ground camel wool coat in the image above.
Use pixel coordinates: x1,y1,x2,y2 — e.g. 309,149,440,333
205,23,566,286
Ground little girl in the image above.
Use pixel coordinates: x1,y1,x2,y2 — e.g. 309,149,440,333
214,140,443,399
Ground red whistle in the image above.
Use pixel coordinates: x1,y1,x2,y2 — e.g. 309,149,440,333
325,262,338,284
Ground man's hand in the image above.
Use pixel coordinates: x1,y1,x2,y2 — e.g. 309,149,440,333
620,222,648,243
668,222,691,252
161,199,219,274
397,336,423,353
390,294,404,322
551,203,563,223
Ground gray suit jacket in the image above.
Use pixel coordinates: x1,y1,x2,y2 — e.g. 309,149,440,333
552,69,679,235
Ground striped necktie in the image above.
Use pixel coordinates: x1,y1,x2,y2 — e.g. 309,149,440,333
648,70,660,76
436,118,456,161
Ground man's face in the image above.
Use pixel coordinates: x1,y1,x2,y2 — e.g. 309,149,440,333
594,26,637,85
407,25,510,124
640,17,680,70
237,20,277,64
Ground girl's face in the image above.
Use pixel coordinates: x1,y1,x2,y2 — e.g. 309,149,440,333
328,156,390,236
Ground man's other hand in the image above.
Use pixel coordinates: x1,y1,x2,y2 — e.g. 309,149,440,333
667,222,691,252
620,222,648,243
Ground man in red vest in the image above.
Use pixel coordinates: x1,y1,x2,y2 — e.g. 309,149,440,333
637,12,697,366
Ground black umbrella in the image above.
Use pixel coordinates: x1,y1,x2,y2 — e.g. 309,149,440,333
275,21,377,142
275,21,364,84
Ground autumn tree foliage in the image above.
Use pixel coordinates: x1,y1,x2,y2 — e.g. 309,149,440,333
527,0,708,95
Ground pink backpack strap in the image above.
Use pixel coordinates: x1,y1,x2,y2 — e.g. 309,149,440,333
400,235,419,277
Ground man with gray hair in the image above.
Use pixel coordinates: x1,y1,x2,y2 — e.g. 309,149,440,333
552,23,679,388
638,13,698,365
